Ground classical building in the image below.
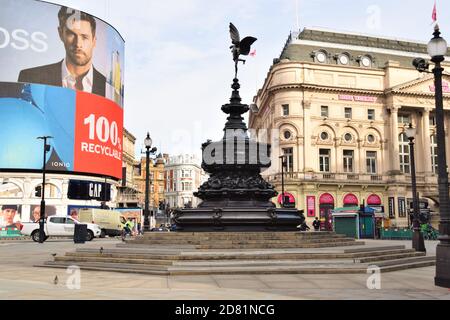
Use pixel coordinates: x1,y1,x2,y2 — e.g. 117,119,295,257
134,154,166,213
164,154,208,209
249,28,450,229
116,128,140,208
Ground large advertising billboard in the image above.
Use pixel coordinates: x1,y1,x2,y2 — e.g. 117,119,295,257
0,0,124,179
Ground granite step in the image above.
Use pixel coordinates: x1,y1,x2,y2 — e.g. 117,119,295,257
38,256,436,275
195,241,365,249
138,233,345,241
371,255,436,267
355,251,427,263
65,248,415,261
126,237,355,246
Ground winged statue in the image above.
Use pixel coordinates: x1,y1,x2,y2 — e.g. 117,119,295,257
229,23,257,78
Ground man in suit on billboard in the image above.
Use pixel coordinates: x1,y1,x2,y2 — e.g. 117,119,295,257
18,7,106,97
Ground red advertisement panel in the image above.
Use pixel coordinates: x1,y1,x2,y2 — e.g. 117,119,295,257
306,196,316,217
74,91,123,178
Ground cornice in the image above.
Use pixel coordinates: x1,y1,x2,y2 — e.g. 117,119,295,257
267,83,384,96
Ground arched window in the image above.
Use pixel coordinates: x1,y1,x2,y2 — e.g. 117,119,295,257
431,135,438,174
343,194,359,207
34,183,61,199
399,133,410,174
0,182,23,198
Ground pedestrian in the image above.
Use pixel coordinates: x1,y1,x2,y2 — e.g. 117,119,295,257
312,217,321,231
297,221,310,232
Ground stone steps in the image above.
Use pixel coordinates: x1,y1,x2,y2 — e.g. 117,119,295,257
138,232,341,241
65,247,417,261
40,255,436,275
195,241,365,249
355,251,426,263
126,237,354,246
36,231,436,275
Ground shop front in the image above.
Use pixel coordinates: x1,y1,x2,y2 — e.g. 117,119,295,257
319,193,334,231
367,194,385,239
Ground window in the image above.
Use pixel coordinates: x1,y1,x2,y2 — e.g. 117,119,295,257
182,182,192,191
34,184,61,198
159,186,164,193
366,151,377,174
159,173,164,180
50,217,65,224
367,134,375,143
66,218,75,225
0,183,23,198
282,104,289,116
398,114,411,124
321,106,329,118
182,170,191,178
282,148,294,172
344,133,353,142
429,115,436,126
343,150,354,173
320,132,329,141
283,131,292,140
431,135,438,174
399,133,410,174
368,109,375,120
319,149,331,172
345,108,352,119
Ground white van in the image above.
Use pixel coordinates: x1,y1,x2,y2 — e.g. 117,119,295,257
78,208,123,237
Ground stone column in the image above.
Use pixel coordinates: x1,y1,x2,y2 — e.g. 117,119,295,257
303,101,313,172
422,108,432,175
358,139,364,174
388,106,400,173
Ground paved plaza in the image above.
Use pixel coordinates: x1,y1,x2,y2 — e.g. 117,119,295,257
0,238,449,300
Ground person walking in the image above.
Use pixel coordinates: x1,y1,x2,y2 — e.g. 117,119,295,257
313,217,321,232
121,218,134,241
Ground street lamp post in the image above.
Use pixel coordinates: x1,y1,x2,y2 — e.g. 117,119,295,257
143,133,157,232
279,155,287,208
414,25,450,288
405,124,426,252
37,136,52,243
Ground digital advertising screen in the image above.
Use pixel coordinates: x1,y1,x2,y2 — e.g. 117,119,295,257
0,0,124,179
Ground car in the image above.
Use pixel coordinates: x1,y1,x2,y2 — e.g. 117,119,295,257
19,216,102,242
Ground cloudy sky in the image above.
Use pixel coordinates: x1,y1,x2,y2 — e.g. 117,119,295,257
51,0,449,159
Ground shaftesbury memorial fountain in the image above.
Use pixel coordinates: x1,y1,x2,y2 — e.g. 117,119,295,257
173,23,305,231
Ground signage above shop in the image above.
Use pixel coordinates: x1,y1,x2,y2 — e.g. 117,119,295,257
429,82,450,93
68,180,111,201
338,95,377,103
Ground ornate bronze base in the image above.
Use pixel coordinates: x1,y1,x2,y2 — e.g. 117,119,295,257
173,207,304,232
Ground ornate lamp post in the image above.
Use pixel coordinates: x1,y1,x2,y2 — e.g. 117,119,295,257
37,136,52,243
414,25,450,288
405,124,426,252
280,155,289,208
143,133,157,232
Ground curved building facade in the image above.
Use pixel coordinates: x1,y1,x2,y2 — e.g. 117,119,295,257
250,28,450,230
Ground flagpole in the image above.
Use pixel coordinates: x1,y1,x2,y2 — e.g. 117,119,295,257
295,0,300,31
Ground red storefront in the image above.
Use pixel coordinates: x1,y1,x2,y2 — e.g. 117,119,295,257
319,193,334,231
367,194,384,238
343,194,359,207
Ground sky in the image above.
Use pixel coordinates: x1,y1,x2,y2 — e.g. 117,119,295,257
50,0,449,160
